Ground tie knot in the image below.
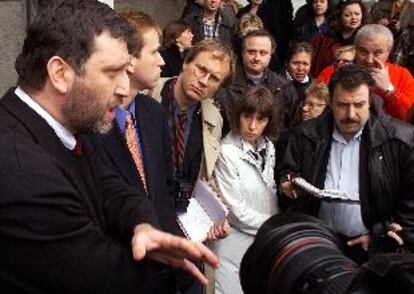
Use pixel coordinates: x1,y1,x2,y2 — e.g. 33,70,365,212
178,111,187,124
125,113,134,128
73,137,83,157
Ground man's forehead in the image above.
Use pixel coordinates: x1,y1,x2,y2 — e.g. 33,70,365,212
244,36,271,47
333,84,370,100
192,50,230,77
357,36,388,49
85,32,130,67
193,50,228,64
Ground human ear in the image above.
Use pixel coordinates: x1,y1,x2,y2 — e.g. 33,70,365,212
46,56,75,94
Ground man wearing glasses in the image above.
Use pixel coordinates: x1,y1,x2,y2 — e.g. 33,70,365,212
152,38,235,294
154,39,235,202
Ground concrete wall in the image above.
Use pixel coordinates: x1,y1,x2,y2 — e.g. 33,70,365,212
0,0,186,96
115,0,186,28
0,0,26,96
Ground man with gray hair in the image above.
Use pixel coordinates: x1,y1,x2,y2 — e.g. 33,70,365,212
354,23,414,121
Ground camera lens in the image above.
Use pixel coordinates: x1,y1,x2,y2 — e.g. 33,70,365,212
240,212,359,294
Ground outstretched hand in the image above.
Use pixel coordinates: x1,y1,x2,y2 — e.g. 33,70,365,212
131,224,220,285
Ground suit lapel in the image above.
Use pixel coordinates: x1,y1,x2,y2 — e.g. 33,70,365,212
0,90,102,224
0,89,71,161
101,122,143,189
135,96,157,197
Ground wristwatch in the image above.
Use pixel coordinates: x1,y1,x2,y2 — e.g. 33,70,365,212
385,84,395,95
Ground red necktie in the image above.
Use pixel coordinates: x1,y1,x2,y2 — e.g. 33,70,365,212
73,136,83,157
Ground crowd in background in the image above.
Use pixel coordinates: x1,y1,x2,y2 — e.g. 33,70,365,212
1,1,414,294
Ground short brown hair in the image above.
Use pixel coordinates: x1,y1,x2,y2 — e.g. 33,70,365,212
184,39,236,87
232,86,279,139
242,29,276,54
162,20,191,48
305,82,330,105
121,11,161,57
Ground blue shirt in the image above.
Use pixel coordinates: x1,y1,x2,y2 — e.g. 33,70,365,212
115,101,144,157
318,126,369,237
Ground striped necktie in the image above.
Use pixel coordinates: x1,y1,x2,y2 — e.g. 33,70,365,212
174,111,187,173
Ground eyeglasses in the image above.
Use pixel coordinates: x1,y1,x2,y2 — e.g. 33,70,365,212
334,59,354,67
192,63,221,85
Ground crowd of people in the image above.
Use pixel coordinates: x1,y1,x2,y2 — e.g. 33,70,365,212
1,0,414,294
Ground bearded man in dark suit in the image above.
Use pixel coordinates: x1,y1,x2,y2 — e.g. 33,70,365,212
0,1,218,293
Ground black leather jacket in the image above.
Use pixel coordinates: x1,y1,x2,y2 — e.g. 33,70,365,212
279,110,414,251
215,66,287,134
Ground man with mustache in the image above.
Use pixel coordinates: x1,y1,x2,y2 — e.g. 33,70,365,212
0,1,220,293
354,24,414,122
280,64,414,263
215,29,286,133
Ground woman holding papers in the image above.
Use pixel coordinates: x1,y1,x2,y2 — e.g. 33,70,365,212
213,86,279,294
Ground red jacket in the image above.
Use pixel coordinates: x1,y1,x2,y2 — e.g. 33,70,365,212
317,65,335,84
316,63,414,122
375,63,414,121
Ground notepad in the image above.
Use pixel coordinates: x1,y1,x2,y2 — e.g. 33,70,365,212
177,179,228,242
291,177,360,202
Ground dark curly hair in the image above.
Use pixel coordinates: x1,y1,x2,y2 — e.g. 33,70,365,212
328,63,375,96
15,0,137,92
329,0,370,33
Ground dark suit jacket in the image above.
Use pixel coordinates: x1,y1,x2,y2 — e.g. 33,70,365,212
0,88,159,293
92,94,178,235
160,81,203,189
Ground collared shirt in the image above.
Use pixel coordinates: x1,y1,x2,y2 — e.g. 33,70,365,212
246,71,265,86
285,71,310,84
241,137,267,172
14,87,76,150
203,14,221,39
115,101,144,157
318,126,369,237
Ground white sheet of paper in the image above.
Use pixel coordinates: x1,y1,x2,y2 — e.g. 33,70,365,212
177,179,227,242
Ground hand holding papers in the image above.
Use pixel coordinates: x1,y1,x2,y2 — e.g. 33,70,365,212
177,179,228,242
290,177,360,203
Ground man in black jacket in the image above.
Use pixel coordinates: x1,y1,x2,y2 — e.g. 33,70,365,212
0,1,218,293
89,11,179,293
183,0,236,48
215,29,287,133
280,64,414,262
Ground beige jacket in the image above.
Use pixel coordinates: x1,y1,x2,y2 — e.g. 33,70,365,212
150,77,223,180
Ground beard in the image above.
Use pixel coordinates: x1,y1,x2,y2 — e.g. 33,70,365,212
63,78,117,135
